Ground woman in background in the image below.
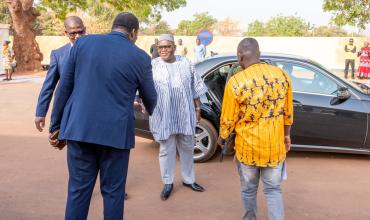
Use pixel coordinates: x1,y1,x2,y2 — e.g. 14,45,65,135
357,41,370,79
2,40,14,81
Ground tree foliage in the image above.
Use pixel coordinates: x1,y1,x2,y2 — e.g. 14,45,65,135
3,0,185,71
245,15,310,36
245,20,265,36
39,0,186,22
176,12,217,35
34,10,64,35
142,21,172,35
312,25,348,37
323,0,370,29
0,1,11,24
212,18,241,36
265,15,310,36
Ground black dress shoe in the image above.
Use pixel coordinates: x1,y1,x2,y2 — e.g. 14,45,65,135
182,182,205,192
160,184,173,201
124,193,128,200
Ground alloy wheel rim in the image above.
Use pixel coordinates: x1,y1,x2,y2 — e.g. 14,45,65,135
194,124,211,160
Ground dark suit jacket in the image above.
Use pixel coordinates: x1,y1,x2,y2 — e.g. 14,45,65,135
35,43,71,117
50,32,157,150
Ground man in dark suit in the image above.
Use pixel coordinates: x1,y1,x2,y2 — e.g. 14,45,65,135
35,16,85,131
49,12,157,220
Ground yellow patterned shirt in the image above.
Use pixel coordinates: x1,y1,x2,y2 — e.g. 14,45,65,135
220,63,293,167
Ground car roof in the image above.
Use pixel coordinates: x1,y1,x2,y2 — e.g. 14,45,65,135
195,52,313,76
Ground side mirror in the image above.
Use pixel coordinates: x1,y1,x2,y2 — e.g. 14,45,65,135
337,87,351,100
330,87,350,105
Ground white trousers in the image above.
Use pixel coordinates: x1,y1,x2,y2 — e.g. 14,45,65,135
158,134,196,184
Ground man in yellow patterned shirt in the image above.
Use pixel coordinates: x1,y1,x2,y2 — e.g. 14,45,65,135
218,38,293,220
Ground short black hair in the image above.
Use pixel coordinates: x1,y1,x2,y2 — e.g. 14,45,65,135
112,12,139,32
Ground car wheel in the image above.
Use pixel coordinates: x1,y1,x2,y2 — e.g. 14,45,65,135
194,118,218,163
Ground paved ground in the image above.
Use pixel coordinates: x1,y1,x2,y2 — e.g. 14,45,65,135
1,73,370,220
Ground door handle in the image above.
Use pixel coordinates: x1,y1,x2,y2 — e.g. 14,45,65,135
293,100,303,107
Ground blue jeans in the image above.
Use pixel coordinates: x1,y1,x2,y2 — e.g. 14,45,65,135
237,161,284,220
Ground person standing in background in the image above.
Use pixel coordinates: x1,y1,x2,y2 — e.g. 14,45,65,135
176,38,188,57
2,40,14,81
193,38,206,64
358,41,370,79
150,38,159,59
344,38,356,79
35,16,86,132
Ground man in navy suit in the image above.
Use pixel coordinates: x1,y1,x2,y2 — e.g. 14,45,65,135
35,16,85,131
49,12,157,220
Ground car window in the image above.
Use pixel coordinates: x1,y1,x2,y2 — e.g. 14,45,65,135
204,64,232,101
227,64,243,81
275,61,338,95
226,60,270,82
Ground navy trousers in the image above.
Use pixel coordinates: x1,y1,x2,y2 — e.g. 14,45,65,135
65,141,130,220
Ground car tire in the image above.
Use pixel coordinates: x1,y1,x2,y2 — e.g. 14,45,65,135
194,118,218,163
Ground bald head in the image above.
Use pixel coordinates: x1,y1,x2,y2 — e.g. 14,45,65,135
64,16,85,44
64,16,84,29
237,38,261,69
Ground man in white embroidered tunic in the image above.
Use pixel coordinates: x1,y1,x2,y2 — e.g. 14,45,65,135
149,34,208,201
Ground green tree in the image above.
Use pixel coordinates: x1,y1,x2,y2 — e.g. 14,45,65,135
4,0,186,71
40,0,186,21
312,25,348,37
245,20,265,36
323,0,370,29
265,15,310,36
0,1,10,24
34,10,64,35
142,21,172,35
176,20,192,35
176,12,217,35
245,15,310,36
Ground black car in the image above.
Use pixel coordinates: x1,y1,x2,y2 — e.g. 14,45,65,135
135,53,370,162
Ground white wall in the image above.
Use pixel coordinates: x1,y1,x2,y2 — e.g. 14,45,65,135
35,36,370,70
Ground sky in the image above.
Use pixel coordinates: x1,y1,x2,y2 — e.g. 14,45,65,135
160,0,362,32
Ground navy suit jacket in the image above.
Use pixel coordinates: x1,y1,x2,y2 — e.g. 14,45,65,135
36,43,71,117
50,32,157,150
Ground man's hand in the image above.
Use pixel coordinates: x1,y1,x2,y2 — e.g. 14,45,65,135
284,136,291,152
49,130,66,150
134,99,147,114
217,136,225,147
196,109,201,124
35,116,45,132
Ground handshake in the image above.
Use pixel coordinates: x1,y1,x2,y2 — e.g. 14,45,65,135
134,96,147,114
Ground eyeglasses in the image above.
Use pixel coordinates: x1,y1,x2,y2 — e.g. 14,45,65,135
157,45,172,50
66,30,85,37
